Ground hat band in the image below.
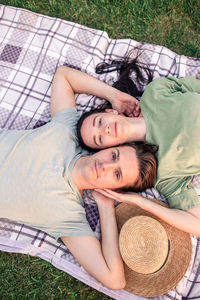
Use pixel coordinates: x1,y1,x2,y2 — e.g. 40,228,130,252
150,240,170,274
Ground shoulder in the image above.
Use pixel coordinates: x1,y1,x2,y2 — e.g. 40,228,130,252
144,76,200,94
140,77,171,103
50,107,80,131
51,107,79,122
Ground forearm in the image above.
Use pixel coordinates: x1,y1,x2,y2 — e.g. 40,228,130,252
51,65,139,117
97,203,125,282
57,66,118,103
134,195,200,236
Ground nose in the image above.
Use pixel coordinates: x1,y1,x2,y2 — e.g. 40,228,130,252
93,126,109,136
98,161,116,174
105,125,110,135
94,124,112,137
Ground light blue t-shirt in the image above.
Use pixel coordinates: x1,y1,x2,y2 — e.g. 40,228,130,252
0,108,94,240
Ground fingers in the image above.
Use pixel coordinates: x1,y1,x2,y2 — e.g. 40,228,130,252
91,190,101,198
112,93,140,117
104,189,122,198
92,192,115,209
94,189,117,200
102,189,123,200
133,102,141,117
103,188,118,194
94,189,111,196
122,99,141,118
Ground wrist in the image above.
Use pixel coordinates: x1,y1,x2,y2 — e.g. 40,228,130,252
106,86,119,105
97,201,115,212
133,194,144,206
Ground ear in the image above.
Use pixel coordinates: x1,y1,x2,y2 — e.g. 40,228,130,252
105,108,119,115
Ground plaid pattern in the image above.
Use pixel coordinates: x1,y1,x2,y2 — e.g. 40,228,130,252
0,4,200,300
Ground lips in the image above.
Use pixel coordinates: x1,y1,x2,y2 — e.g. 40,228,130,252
94,160,99,178
114,122,117,137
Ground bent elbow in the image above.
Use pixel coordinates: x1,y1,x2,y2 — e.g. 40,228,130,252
55,65,66,76
114,278,126,290
105,276,126,290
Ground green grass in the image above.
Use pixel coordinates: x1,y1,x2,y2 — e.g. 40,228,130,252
0,0,199,299
0,252,111,300
1,0,200,56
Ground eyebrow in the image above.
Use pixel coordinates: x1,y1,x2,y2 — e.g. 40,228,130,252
93,115,98,126
93,135,99,146
117,149,123,181
93,116,101,146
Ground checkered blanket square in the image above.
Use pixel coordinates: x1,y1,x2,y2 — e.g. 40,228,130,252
0,4,200,300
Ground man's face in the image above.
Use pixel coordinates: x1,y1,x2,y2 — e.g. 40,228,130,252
80,110,130,149
81,145,139,190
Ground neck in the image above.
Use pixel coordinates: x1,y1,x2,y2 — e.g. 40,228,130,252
71,156,90,192
127,117,146,142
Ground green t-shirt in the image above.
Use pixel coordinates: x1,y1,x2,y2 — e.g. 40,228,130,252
140,76,200,210
0,108,94,240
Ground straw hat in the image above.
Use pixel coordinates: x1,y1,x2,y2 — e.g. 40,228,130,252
115,198,192,297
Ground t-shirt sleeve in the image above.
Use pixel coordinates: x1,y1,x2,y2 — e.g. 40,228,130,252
141,77,200,106
55,218,95,241
167,76,200,94
156,177,200,210
167,188,200,211
51,107,80,129
48,204,95,241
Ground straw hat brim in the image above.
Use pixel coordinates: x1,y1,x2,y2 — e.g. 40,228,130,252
115,198,192,298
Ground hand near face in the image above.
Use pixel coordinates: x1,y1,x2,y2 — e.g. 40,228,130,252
110,90,141,117
94,188,139,205
91,190,114,208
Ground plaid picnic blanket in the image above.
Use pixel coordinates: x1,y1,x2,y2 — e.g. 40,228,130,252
0,4,200,300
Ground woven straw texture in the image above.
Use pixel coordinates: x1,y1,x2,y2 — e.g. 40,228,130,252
116,199,192,297
119,216,169,274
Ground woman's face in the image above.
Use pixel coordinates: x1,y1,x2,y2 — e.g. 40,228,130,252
80,110,129,149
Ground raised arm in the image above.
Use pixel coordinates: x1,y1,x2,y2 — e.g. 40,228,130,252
96,189,200,237
51,65,140,117
61,191,125,290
